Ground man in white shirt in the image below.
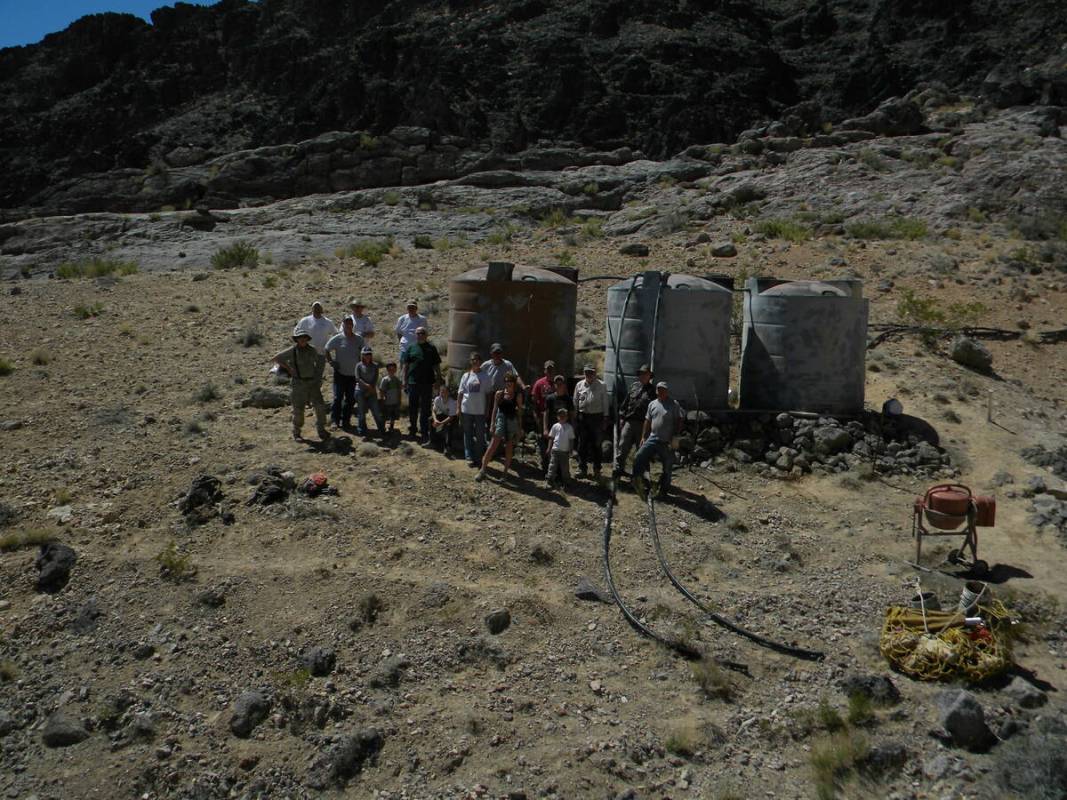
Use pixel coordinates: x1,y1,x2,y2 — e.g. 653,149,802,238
394,300,428,362
296,301,337,354
573,364,607,477
345,298,375,341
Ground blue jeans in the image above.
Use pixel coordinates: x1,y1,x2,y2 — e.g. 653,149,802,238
461,413,486,463
407,383,433,440
356,388,383,434
331,373,356,427
633,437,674,491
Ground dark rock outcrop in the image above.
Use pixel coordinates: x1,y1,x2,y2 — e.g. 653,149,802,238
2,0,1065,215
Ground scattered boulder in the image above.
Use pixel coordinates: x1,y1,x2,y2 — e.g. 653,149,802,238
42,710,89,747
348,592,385,631
1003,676,1047,709
229,691,271,738
857,741,909,778
369,656,410,689
35,542,76,593
485,608,511,635
0,711,18,736
46,505,74,525
178,475,225,524
839,97,925,136
813,425,852,456
574,576,611,603
529,541,554,564
306,729,384,789
196,587,226,608
241,387,290,409
937,689,995,751
300,647,337,677
839,673,901,706
951,337,993,373
619,243,650,257
710,242,737,257
70,597,103,634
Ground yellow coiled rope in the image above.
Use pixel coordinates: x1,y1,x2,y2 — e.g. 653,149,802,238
880,600,1013,683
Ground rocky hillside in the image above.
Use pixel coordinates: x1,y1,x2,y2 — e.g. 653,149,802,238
2,0,1066,214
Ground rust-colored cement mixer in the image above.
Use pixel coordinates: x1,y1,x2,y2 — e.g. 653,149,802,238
912,484,995,575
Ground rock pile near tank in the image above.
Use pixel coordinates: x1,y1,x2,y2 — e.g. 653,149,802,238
678,411,954,479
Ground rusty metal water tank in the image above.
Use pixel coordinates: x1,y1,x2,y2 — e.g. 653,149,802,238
739,277,868,414
604,271,732,411
448,262,577,383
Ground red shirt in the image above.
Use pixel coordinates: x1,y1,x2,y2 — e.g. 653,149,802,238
531,376,553,415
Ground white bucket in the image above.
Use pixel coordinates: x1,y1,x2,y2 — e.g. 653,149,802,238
958,580,987,614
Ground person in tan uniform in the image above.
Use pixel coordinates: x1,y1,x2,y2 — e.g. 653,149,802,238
273,325,331,441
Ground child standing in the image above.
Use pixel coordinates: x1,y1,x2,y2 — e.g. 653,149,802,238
545,407,575,489
379,362,402,434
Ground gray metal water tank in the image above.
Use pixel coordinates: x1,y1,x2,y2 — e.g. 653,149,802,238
448,262,578,383
604,271,732,411
739,277,868,414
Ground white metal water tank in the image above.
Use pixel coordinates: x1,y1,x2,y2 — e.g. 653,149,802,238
739,277,868,414
604,271,732,411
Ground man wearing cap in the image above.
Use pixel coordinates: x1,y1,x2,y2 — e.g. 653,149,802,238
632,382,685,501
480,344,522,401
614,365,656,475
323,317,364,430
355,346,384,435
394,300,428,362
297,301,337,354
345,299,375,341
573,364,607,477
273,326,330,441
401,326,442,443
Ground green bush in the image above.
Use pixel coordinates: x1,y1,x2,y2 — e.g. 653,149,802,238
211,241,259,270
0,357,13,376
486,223,517,246
539,208,570,229
845,216,927,240
56,258,138,279
193,382,220,404
155,541,194,581
382,190,401,206
341,238,393,265
580,217,605,238
754,218,812,243
73,303,104,319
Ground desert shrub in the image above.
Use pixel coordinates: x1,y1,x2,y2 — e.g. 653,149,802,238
358,443,380,458
340,238,393,265
240,328,264,347
73,303,104,319
184,419,205,435
193,382,220,403
810,730,869,800
846,216,927,240
556,251,576,267
211,240,259,270
988,718,1067,800
56,258,138,279
262,274,277,289
413,234,433,249
0,357,14,376
0,528,55,551
896,289,987,346
581,217,605,238
155,541,194,581
486,223,517,246
846,693,875,726
274,667,312,690
664,722,701,757
30,348,50,365
0,660,17,683
691,658,734,701
382,190,401,206
754,218,812,242
856,149,889,172
539,207,570,229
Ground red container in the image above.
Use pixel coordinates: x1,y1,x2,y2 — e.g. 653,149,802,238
927,485,972,517
975,495,996,527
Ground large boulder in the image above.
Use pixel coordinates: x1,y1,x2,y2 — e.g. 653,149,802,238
42,710,89,747
35,542,77,593
937,689,995,751
229,691,271,738
951,337,993,373
306,729,384,789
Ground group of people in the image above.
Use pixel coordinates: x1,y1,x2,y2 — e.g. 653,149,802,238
272,300,685,497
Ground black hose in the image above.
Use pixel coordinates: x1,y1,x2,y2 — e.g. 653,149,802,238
578,275,627,283
645,493,825,661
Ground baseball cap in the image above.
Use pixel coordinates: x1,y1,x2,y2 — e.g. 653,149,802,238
490,343,504,354
656,381,669,390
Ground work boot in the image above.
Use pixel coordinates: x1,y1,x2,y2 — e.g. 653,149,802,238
318,427,331,441
474,468,486,482
632,474,647,502
292,430,302,441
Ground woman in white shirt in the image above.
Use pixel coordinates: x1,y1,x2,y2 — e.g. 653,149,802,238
456,353,488,467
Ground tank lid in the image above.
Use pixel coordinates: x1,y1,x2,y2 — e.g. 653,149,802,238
453,264,575,284
761,280,848,297
609,272,731,292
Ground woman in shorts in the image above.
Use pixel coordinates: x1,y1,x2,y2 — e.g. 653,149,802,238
475,372,523,481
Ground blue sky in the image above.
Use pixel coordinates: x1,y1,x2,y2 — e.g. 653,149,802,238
0,0,219,49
